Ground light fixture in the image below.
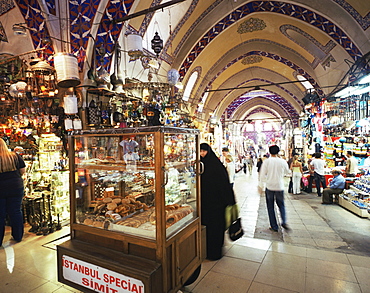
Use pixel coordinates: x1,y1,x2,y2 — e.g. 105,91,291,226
127,34,143,61
358,74,370,84
151,32,163,57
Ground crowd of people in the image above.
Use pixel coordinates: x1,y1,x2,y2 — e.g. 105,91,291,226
200,143,359,261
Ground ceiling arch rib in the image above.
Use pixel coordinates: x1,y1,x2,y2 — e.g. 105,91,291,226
208,74,303,120
191,38,317,104
195,50,323,106
177,0,363,80
200,62,306,118
223,91,299,126
244,107,281,121
224,88,300,119
234,106,282,130
231,98,288,123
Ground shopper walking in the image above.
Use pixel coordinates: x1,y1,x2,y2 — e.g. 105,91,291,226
225,154,236,188
259,145,291,232
0,139,26,247
291,155,303,194
310,152,326,197
345,151,358,177
200,143,236,260
256,157,263,178
246,154,253,175
220,147,230,166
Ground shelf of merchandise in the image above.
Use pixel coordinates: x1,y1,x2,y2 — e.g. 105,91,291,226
338,186,369,218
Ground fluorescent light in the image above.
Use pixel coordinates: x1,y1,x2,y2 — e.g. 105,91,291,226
358,74,370,84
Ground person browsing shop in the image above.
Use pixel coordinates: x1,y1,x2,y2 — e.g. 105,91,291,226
0,139,26,247
259,145,291,232
310,152,326,197
290,155,303,194
322,169,345,204
345,151,358,177
199,143,236,260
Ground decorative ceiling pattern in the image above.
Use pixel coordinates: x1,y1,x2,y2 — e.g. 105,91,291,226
246,108,278,118
241,55,263,65
237,17,266,34
2,0,369,132
69,0,134,71
0,21,7,42
14,0,54,57
226,91,298,120
0,0,14,16
199,49,323,101
179,0,363,77
280,24,337,69
333,0,370,30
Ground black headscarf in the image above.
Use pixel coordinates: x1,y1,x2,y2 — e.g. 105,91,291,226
200,143,235,212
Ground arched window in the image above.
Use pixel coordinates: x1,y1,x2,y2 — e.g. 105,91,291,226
297,74,314,90
183,71,198,101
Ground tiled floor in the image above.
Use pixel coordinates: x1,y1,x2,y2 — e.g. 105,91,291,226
1,170,370,293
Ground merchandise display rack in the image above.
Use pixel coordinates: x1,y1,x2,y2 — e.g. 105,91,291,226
338,186,370,218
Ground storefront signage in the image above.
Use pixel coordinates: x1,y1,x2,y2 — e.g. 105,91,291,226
62,255,144,293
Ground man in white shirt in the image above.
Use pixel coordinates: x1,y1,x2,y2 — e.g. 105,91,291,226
260,145,291,232
345,151,358,177
310,152,326,197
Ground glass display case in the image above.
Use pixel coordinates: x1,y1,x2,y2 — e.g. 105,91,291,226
71,127,198,238
58,126,203,293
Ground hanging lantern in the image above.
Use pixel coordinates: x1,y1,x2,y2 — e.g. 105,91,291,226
54,53,81,88
127,34,143,61
151,32,163,57
30,60,56,97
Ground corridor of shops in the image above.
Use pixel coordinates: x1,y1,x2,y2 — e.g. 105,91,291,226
1,167,369,293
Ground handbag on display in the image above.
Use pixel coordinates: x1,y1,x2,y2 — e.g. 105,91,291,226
225,204,244,241
87,99,101,126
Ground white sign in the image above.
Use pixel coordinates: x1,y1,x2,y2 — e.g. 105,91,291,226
62,255,145,293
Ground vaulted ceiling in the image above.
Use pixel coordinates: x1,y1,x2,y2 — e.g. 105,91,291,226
1,0,369,128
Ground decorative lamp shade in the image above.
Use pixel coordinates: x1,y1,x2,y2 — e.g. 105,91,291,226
8,81,27,97
64,95,78,114
54,53,81,88
167,69,180,85
127,34,143,61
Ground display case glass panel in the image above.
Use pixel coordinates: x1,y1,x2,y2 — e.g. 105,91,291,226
73,133,157,238
163,133,198,237
70,127,199,240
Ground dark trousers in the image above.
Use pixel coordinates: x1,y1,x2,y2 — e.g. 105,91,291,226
322,188,343,203
0,190,24,246
265,188,286,231
314,172,326,196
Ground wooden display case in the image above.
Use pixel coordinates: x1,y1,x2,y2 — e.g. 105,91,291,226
57,126,204,292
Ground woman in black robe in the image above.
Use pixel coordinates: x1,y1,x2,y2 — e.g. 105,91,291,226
200,143,236,260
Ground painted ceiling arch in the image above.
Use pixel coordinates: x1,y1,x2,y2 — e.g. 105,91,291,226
232,98,289,122
176,0,364,76
0,0,369,130
203,67,304,116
